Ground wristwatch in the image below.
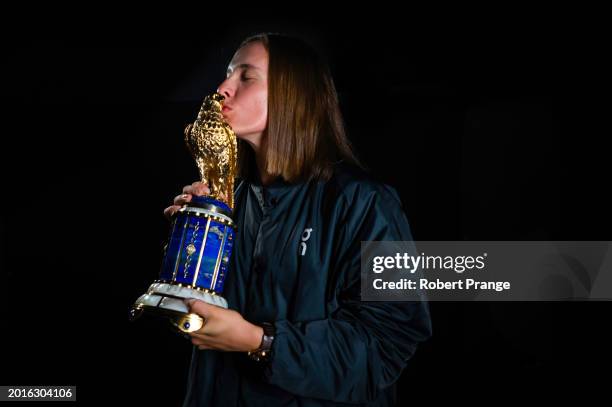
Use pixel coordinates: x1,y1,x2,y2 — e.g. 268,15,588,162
247,322,275,362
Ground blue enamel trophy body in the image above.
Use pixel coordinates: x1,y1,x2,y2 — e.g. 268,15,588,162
130,93,237,333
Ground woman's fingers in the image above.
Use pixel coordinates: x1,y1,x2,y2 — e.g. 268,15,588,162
163,205,181,220
190,335,213,350
191,336,203,346
174,193,192,205
164,182,210,220
183,182,210,196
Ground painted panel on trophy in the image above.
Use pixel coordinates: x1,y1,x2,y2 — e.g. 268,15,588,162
193,220,226,290
174,215,208,285
159,214,190,282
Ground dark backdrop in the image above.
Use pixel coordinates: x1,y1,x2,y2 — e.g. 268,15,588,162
1,18,609,405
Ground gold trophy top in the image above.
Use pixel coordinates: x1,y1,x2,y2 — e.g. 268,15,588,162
184,93,238,210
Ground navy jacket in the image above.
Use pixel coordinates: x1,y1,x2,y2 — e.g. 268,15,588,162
183,162,432,406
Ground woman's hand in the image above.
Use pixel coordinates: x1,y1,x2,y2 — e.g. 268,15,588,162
185,299,264,352
163,181,211,219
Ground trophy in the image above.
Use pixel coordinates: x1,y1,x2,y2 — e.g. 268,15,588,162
130,92,237,333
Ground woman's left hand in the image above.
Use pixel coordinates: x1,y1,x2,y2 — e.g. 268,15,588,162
184,299,264,352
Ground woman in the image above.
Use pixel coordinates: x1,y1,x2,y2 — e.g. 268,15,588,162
164,33,432,407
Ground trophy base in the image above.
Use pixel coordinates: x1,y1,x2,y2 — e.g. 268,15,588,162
130,282,228,333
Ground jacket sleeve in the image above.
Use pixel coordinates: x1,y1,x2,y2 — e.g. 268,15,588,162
261,183,432,403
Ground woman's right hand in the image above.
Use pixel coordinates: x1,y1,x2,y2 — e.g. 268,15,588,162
163,181,210,220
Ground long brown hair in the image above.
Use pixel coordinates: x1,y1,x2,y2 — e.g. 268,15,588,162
236,33,363,183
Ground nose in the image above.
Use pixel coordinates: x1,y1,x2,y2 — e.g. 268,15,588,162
216,78,234,100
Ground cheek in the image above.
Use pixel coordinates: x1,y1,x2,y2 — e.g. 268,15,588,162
229,87,268,133
254,97,267,125
251,91,268,127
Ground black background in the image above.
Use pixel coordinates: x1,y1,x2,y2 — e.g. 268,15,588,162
1,15,610,405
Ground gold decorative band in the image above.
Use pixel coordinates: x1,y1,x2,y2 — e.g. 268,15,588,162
178,205,235,227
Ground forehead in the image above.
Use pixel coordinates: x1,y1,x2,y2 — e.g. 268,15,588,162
227,41,268,74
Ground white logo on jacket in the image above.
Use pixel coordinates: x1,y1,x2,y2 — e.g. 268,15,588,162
299,228,313,256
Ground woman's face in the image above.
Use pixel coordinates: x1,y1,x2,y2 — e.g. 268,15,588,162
217,41,269,149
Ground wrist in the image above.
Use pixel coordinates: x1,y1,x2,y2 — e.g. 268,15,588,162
247,322,276,362
248,324,264,352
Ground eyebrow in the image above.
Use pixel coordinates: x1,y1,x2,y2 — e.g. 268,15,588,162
226,63,260,75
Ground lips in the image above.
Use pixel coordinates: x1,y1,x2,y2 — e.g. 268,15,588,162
222,105,232,112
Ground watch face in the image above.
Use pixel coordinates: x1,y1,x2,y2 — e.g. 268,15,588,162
261,334,274,350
